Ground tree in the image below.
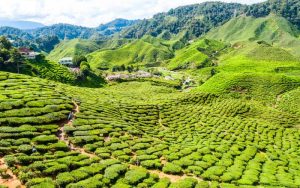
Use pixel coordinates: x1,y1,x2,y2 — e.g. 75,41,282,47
73,55,87,67
9,49,24,73
127,65,134,73
80,61,90,76
211,68,216,76
36,35,59,52
120,64,126,71
0,36,12,50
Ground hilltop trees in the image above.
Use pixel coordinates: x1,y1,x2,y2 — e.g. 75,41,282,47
9,48,24,73
246,0,300,29
0,36,12,50
35,35,59,53
73,55,87,67
0,36,24,73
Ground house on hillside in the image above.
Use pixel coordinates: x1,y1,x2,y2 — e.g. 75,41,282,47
59,57,73,66
19,47,40,60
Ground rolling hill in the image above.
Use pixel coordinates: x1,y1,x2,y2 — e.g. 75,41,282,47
0,18,45,30
206,15,300,58
96,18,139,36
87,36,174,70
121,2,245,40
47,39,101,62
1,1,300,187
167,39,227,70
196,41,300,103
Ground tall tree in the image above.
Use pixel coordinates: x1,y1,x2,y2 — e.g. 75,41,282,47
9,48,24,73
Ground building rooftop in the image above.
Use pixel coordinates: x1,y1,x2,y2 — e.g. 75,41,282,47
59,57,73,61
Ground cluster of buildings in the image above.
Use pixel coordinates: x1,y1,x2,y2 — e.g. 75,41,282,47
106,71,152,81
59,57,73,66
19,47,40,60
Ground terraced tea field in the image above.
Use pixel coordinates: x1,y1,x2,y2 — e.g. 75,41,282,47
0,71,300,188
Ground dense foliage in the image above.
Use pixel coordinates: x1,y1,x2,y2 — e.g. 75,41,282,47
246,0,300,29
121,2,245,40
0,36,24,73
0,71,299,187
121,0,300,40
0,1,300,188
96,19,139,36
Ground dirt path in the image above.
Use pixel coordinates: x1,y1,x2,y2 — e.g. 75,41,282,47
148,170,202,183
0,158,25,188
274,93,283,108
58,102,202,183
57,101,97,158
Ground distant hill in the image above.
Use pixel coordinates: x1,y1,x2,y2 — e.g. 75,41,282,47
167,39,227,70
0,18,45,30
97,18,139,36
121,0,300,41
121,2,245,40
206,15,300,58
28,23,99,40
87,36,174,70
47,39,101,62
0,19,137,53
0,26,33,40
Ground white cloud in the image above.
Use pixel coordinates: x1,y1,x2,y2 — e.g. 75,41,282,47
0,0,266,27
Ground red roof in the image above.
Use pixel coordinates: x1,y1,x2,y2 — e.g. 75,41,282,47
19,47,32,53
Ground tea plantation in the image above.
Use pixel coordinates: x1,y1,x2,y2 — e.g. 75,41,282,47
0,70,299,188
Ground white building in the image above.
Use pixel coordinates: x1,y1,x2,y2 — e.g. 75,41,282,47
59,57,73,66
27,52,40,59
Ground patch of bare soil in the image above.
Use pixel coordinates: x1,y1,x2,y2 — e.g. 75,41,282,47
0,158,25,188
56,101,97,159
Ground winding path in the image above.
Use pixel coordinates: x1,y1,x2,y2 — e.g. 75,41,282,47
0,158,24,188
57,101,202,183
57,101,97,158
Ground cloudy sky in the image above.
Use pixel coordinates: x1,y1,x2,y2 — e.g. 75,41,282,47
0,0,266,27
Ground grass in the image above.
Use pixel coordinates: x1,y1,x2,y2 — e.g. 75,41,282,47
0,70,299,187
22,58,106,88
206,14,300,58
47,39,100,62
167,38,227,70
87,35,174,70
0,13,300,188
195,42,300,104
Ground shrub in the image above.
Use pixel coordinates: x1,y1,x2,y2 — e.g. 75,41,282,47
195,181,209,188
26,177,53,187
33,135,58,144
152,178,170,188
169,178,198,188
141,160,162,169
104,164,128,182
43,164,68,175
56,172,75,187
124,168,149,185
111,182,131,188
162,163,182,175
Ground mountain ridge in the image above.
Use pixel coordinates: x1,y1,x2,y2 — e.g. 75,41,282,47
0,18,45,30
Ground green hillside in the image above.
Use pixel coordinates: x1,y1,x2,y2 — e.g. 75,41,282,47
206,15,300,57
22,58,105,88
0,69,299,187
167,39,227,70
87,36,174,70
1,1,300,188
47,39,100,62
196,42,300,103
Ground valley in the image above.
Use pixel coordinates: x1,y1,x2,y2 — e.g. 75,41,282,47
0,0,300,188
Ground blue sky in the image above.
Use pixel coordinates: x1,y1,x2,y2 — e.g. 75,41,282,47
0,0,266,27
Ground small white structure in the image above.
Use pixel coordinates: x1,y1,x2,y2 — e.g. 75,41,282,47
19,47,39,60
27,52,40,59
59,57,73,66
